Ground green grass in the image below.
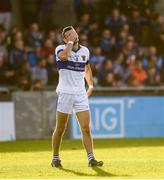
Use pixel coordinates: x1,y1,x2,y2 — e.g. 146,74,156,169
0,138,164,179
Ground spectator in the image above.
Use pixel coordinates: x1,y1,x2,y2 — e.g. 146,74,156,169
14,31,24,41
26,22,42,48
46,54,58,85
79,33,89,47
113,53,130,86
24,45,37,67
31,79,44,91
130,61,147,86
31,58,48,86
100,29,114,56
9,40,25,69
8,30,24,50
15,60,32,90
0,26,6,45
88,22,100,46
105,72,116,86
154,31,164,55
0,54,15,85
0,2,164,88
39,38,54,58
152,15,164,35
79,13,91,34
145,59,161,86
121,23,130,35
98,0,129,24
90,46,105,77
5,25,19,51
142,46,163,72
0,0,12,31
47,28,62,46
0,54,7,85
116,30,128,50
105,8,126,35
0,44,7,60
129,8,149,44
0,27,8,59
122,39,137,58
98,58,116,86
90,46,105,64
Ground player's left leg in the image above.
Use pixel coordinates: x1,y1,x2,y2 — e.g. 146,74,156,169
76,110,103,167
76,110,93,153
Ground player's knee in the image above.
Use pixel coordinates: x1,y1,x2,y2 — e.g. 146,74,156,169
81,126,90,135
54,126,66,136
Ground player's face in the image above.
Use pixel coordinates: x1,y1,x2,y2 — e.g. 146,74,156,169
63,29,79,44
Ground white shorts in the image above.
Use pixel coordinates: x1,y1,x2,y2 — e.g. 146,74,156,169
56,92,89,114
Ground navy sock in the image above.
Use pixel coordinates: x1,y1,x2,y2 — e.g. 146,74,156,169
87,152,94,161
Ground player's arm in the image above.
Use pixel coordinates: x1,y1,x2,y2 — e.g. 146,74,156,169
85,64,94,96
59,32,77,61
59,43,73,61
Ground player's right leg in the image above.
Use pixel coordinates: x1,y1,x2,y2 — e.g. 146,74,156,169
51,93,73,167
51,111,69,167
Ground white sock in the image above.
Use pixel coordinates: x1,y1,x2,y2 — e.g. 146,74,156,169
53,154,60,161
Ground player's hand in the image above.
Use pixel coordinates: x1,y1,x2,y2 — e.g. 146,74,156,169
66,31,77,42
87,87,93,96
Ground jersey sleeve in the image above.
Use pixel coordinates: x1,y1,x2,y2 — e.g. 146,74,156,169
85,47,90,64
55,45,65,61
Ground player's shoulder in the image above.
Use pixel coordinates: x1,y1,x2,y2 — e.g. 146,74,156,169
80,45,90,53
80,45,89,51
55,44,66,54
56,44,66,50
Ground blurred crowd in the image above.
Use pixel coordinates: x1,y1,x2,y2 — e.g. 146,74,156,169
1,0,164,90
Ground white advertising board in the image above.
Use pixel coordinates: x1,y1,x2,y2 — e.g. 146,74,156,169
0,102,15,141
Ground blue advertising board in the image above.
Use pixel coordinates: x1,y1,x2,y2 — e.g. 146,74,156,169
71,96,164,138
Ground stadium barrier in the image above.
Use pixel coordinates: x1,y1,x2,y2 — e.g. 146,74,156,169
12,91,57,139
1,89,164,140
11,91,71,140
71,96,164,138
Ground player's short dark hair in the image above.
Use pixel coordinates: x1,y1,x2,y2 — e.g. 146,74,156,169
62,26,73,37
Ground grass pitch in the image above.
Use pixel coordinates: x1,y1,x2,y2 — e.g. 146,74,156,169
0,138,164,179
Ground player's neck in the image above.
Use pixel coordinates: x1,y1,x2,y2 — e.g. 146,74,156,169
73,43,79,51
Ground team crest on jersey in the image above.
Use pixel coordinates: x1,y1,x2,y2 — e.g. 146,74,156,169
81,55,86,61
73,55,79,61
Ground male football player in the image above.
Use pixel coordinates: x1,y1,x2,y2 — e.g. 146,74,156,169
51,26,103,167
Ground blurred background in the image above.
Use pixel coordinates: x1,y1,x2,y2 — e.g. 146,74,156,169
0,0,164,141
